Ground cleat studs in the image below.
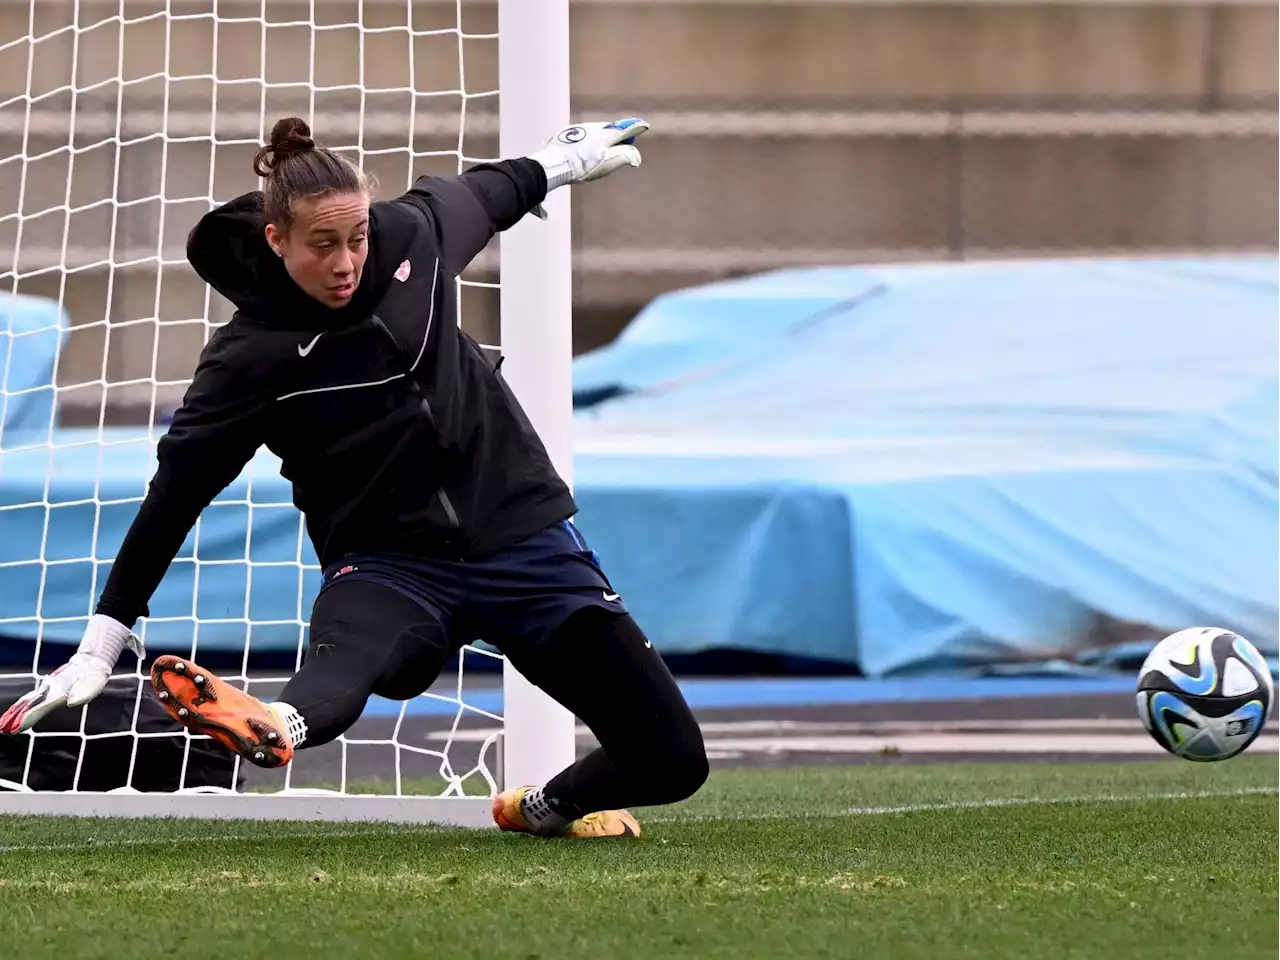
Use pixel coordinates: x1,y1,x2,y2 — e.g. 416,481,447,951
253,751,265,761
177,707,189,718
193,675,205,686
267,732,278,741
174,662,186,674
157,691,168,701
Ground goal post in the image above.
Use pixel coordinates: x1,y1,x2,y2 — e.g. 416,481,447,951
496,0,578,792
0,0,575,825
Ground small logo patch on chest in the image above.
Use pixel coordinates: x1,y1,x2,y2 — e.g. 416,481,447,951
395,259,412,282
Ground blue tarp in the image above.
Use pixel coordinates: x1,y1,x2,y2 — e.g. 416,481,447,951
2,259,1277,676
1,293,318,654
0,433,319,653
0,292,66,438
570,258,1280,674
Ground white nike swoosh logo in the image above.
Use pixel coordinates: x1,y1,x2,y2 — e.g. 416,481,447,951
604,592,620,602
297,333,323,357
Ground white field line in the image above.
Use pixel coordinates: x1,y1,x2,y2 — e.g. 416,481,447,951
430,718,1168,742
697,733,1280,755
1,786,1274,853
428,724,1280,757
644,786,1280,824
0,826,426,855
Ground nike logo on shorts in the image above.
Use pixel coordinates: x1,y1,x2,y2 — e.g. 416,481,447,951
603,592,620,602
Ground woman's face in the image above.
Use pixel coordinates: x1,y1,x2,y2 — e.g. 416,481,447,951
265,190,370,308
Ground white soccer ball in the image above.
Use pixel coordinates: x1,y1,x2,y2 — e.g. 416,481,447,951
1136,627,1274,761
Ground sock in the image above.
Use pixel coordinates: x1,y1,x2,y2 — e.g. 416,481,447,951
519,786,576,835
267,700,308,749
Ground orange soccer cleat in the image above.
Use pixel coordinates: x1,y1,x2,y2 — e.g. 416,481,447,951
149,655,293,768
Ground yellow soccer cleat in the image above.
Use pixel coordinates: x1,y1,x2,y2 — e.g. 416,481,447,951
563,809,642,839
492,787,641,838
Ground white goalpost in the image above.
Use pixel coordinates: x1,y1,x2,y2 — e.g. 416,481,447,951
0,0,574,825
495,0,577,796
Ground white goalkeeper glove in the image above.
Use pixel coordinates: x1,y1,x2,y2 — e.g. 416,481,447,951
0,614,144,734
528,117,649,219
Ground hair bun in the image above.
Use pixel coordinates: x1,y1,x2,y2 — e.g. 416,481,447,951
252,117,316,178
270,117,314,153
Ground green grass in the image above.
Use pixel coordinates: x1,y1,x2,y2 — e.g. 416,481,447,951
1,758,1277,960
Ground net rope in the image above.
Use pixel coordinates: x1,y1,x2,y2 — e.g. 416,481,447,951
0,0,505,798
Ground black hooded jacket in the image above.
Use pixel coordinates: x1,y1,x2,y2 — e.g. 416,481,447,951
95,158,575,627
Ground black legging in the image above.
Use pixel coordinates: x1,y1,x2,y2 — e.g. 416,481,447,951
280,578,708,814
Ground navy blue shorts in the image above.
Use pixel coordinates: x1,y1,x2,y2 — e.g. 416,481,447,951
316,520,627,654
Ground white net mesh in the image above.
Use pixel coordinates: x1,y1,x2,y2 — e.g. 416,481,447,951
0,0,508,799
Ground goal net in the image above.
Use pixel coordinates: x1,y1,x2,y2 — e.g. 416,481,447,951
0,0,573,824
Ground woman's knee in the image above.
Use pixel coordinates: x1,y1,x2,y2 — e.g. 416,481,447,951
622,715,708,803
372,621,453,699
661,734,709,802
537,606,710,802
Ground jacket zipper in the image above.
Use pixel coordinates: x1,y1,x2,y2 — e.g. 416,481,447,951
417,392,461,532
436,488,460,527
370,313,462,536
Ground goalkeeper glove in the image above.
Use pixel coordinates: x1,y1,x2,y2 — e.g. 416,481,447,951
528,117,649,218
0,614,144,734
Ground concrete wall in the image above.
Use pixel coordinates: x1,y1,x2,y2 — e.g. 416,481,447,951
0,1,1274,421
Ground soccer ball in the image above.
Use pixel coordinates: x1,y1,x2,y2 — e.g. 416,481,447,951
1136,627,1274,761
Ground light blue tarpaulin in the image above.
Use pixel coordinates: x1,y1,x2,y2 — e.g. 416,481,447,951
2,259,1278,675
0,433,319,653
1,291,318,654
570,258,1280,674
0,292,66,438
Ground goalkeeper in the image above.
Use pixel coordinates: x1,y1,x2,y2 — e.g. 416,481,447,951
1,115,708,838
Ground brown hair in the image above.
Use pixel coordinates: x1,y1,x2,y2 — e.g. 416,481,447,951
251,117,372,229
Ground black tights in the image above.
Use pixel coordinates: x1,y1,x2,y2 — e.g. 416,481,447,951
279,579,708,814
